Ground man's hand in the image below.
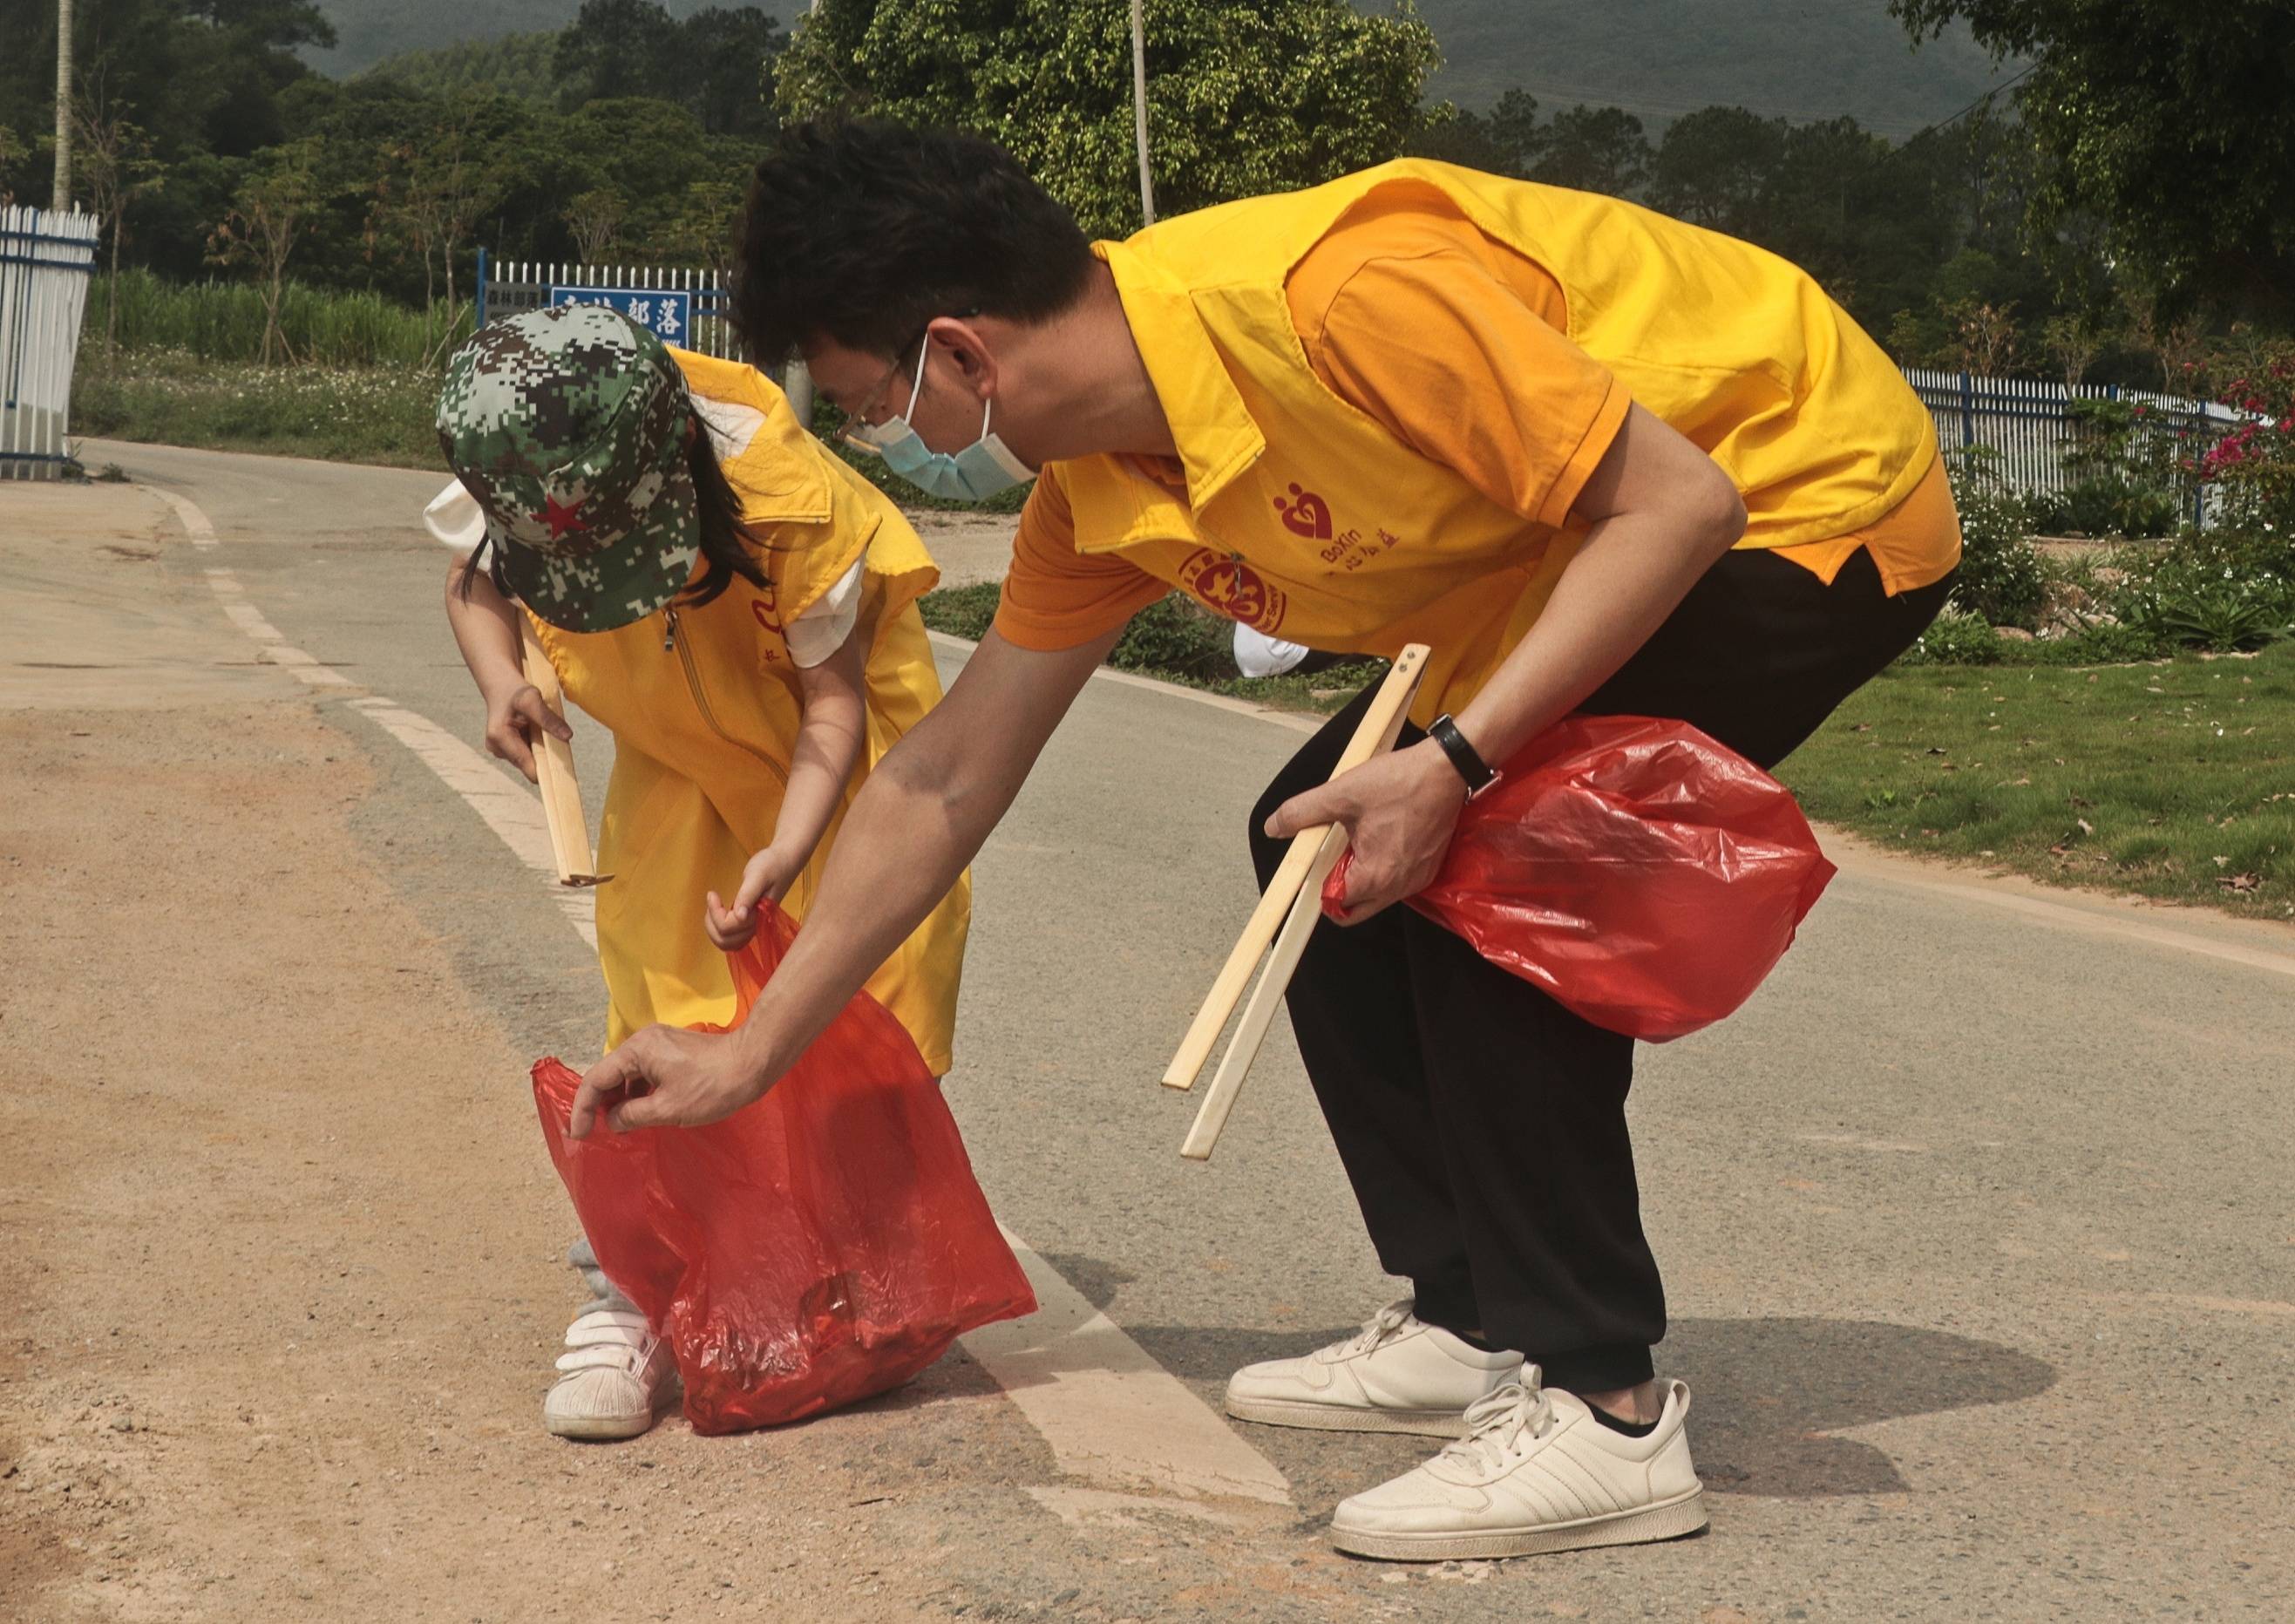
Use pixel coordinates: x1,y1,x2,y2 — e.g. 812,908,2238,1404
1265,737,1467,923
568,1023,769,1138
703,846,802,951
482,681,573,783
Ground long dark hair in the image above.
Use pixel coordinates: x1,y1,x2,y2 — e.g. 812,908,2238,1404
456,404,769,614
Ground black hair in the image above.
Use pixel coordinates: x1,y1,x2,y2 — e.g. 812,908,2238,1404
731,119,1097,367
455,402,768,616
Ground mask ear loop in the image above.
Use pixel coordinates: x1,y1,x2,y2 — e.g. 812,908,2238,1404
899,332,932,424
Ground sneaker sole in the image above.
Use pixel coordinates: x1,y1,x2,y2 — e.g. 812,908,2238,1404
1328,1486,1708,1562
545,1407,659,1442
1224,1394,1471,1439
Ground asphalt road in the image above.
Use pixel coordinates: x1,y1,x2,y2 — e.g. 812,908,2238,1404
7,438,2292,1621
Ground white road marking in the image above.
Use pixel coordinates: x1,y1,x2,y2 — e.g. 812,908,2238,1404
341,696,599,949
200,566,355,688
162,485,1292,1512
150,486,217,549
966,1230,1291,1505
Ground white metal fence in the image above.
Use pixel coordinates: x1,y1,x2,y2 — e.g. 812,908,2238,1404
1,205,100,480
1903,365,2238,522
477,253,742,360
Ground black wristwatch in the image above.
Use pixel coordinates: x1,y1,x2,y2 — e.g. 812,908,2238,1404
1428,713,1502,801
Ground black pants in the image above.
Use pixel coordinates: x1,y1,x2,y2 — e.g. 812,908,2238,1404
1247,545,1953,1392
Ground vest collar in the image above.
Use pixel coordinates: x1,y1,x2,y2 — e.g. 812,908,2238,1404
1095,240,1266,522
670,347,832,525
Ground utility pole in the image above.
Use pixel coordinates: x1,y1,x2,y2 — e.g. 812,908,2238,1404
1131,0,1155,225
52,0,74,208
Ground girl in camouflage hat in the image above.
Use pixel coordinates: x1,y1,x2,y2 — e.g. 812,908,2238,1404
429,303,971,1441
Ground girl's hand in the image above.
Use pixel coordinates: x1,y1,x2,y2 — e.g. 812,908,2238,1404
482,681,573,783
703,846,803,950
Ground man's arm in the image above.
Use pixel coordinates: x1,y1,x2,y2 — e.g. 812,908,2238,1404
1266,403,1745,921
570,623,1122,1136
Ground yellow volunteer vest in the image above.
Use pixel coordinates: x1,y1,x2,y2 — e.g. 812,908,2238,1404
525,350,970,1071
1050,159,1938,723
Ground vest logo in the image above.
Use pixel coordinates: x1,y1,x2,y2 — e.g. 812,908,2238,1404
750,591,784,635
1273,482,1334,541
1179,549,1287,634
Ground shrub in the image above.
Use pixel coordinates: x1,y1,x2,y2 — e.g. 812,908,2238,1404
1109,595,1239,681
2122,565,2292,653
1945,452,2047,628
1898,606,2002,665
2199,341,2295,536
2027,473,2182,539
2040,619,2169,664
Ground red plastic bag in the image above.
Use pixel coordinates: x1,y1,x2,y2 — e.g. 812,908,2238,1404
1324,715,1835,1041
531,903,1035,1433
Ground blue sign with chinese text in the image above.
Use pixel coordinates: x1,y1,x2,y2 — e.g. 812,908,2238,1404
548,285,693,346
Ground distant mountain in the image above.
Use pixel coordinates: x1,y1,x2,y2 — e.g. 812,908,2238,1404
1382,0,2021,137
305,1,719,78
313,1,2022,141
356,31,560,100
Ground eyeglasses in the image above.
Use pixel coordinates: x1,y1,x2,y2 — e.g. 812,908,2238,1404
835,309,986,433
845,325,933,429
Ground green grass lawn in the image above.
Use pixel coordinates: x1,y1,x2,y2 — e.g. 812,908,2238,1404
920,581,1383,717
1777,642,2295,921
72,347,441,469
928,582,2295,921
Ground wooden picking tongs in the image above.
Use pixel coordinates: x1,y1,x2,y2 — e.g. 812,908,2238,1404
1163,643,1430,1160
519,622,613,887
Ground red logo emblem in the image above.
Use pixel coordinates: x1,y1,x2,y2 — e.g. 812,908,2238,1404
1179,550,1287,633
750,594,784,635
539,495,588,540
1273,482,1333,540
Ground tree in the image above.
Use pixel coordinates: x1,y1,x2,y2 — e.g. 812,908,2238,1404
1890,0,2295,316
679,6,784,137
555,0,682,107
2039,311,2101,390
655,177,743,277
554,0,784,135
207,137,322,364
0,124,24,205
1649,106,1784,232
1526,105,1648,197
1940,295,2019,375
73,92,165,350
370,99,506,358
562,186,627,261
1407,86,1542,180
773,0,1441,237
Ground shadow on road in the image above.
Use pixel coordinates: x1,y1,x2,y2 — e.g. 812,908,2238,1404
1122,1312,2057,1498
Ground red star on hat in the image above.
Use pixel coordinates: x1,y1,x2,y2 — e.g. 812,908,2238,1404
539,495,588,540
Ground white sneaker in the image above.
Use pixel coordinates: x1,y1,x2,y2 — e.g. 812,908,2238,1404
1327,1369,1707,1561
542,1305,674,1441
1225,1300,1523,1438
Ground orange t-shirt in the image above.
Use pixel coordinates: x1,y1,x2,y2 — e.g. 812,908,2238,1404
995,194,1957,652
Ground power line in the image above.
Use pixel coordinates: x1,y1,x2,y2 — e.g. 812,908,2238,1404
1897,60,2040,146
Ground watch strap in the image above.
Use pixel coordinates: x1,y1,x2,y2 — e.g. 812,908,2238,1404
1428,713,1499,799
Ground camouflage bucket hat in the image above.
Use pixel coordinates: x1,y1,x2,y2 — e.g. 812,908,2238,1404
436,303,698,633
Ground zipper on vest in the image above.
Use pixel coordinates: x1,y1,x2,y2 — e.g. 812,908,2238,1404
662,603,789,786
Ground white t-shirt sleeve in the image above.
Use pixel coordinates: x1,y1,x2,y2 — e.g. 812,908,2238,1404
781,557,866,668
424,479,487,555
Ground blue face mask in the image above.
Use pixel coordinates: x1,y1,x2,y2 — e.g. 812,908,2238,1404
843,334,1036,503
